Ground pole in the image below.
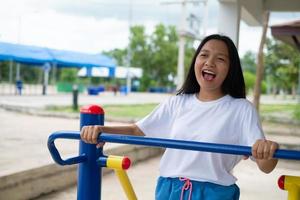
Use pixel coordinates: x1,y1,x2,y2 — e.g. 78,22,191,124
78,105,104,200
162,0,205,89
126,0,132,95
9,60,13,94
176,0,187,90
42,63,50,95
72,84,78,111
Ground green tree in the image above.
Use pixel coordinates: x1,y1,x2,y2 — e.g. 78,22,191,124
103,23,198,91
241,51,256,73
147,24,178,88
59,68,78,83
103,48,127,66
265,38,300,96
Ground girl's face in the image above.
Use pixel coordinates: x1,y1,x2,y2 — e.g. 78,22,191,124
194,39,230,97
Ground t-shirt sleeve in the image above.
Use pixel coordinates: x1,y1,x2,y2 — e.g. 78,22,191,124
135,96,177,138
240,102,265,146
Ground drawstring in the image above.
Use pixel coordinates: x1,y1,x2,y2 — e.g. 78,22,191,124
179,177,193,200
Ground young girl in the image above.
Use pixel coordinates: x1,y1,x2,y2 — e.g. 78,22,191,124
81,34,279,200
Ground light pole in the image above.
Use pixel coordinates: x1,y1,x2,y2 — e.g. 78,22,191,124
162,0,207,90
16,15,22,83
126,0,133,95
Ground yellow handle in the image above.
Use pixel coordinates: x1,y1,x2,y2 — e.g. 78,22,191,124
106,155,137,200
107,155,131,170
284,176,300,200
115,169,138,200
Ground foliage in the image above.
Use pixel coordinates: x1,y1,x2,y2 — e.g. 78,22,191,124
243,71,256,93
0,61,10,82
241,51,256,74
58,68,78,83
103,48,127,66
103,23,196,91
0,61,42,84
265,38,300,95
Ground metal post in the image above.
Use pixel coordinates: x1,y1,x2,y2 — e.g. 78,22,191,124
16,63,20,81
42,63,50,95
78,105,104,200
9,60,13,94
72,84,78,111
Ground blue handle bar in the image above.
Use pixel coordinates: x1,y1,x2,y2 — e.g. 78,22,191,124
48,131,300,165
48,132,87,165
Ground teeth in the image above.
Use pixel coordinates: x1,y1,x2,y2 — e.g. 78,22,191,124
202,69,216,75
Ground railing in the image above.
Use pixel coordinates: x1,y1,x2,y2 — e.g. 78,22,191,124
47,105,300,200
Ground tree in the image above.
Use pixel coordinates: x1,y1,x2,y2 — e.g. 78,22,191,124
103,49,127,66
241,51,256,74
102,23,198,91
265,38,300,97
147,24,178,88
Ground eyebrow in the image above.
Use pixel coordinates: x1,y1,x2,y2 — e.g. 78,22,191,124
200,49,229,57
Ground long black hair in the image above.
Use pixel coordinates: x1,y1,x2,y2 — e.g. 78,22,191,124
177,34,246,98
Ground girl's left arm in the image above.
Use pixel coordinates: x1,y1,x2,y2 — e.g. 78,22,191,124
252,139,279,173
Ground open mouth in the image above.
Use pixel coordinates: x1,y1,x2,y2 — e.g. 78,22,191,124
202,69,216,81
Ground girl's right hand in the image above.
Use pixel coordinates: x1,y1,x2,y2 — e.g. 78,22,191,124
80,125,105,148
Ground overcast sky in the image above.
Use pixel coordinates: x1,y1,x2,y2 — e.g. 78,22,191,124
0,0,299,57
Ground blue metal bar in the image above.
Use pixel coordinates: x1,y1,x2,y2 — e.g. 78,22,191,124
77,106,104,200
48,131,300,160
47,132,87,165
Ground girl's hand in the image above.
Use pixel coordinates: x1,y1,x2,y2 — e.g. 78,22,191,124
252,139,279,160
80,125,105,148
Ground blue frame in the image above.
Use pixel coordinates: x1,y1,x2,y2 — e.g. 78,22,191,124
47,105,300,200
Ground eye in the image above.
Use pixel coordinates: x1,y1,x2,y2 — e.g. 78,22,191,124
199,53,207,57
217,57,225,62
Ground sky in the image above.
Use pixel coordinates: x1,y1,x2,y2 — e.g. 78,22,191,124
0,0,299,57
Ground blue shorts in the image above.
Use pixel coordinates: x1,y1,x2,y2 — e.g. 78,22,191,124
155,177,240,200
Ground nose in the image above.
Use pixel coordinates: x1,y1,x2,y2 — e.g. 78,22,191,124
204,56,215,67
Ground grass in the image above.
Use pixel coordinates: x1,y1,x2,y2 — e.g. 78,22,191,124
47,103,300,122
294,104,300,120
46,104,158,120
102,104,158,119
260,104,297,113
260,104,300,121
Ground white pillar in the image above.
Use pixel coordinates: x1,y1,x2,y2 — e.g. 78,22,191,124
177,36,186,90
218,0,241,47
176,0,187,90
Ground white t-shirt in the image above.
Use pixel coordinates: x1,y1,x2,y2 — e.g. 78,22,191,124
135,94,264,186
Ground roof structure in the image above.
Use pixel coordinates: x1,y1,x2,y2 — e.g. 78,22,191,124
0,42,116,68
270,19,300,51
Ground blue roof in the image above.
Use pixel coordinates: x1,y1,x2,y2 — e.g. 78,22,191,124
0,42,52,65
0,42,116,69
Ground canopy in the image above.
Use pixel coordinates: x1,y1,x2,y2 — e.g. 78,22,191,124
0,42,116,69
271,19,300,51
78,66,142,78
0,42,52,65
78,67,111,77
